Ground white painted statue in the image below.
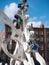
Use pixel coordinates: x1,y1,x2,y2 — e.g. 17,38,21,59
10,22,46,65
0,10,47,65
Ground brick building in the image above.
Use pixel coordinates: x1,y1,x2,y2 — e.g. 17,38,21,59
33,24,49,65
0,27,5,52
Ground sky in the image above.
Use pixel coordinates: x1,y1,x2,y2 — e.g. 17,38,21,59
0,0,49,32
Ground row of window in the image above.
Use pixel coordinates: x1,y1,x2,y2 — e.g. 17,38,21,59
35,31,43,35
39,42,49,51
39,44,49,51
6,29,49,42
37,37,49,42
35,31,49,35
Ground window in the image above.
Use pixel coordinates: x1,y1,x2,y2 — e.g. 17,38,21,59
39,31,43,35
42,53,44,57
47,52,49,60
47,44,49,49
47,38,49,42
6,28,12,32
40,45,44,50
35,31,38,35
39,37,43,42
47,32,49,35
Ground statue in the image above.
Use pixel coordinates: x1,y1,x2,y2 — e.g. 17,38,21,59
0,10,46,65
0,0,46,65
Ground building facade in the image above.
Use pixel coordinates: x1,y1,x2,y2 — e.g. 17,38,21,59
33,24,49,65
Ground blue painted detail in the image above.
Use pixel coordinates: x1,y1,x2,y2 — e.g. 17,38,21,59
29,43,39,51
34,59,40,65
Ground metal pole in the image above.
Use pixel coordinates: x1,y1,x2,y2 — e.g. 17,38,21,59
22,11,25,31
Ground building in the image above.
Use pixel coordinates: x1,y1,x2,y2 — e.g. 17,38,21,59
33,24,49,65
0,27,5,38
0,27,5,52
0,24,49,65
0,26,9,64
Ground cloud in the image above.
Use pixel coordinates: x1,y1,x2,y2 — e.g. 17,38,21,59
32,17,37,20
29,17,37,21
40,16,46,19
44,21,49,28
27,17,42,27
32,21,42,27
27,21,42,27
4,2,19,19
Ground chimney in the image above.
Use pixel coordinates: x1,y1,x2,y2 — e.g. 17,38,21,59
31,23,33,27
40,24,44,28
